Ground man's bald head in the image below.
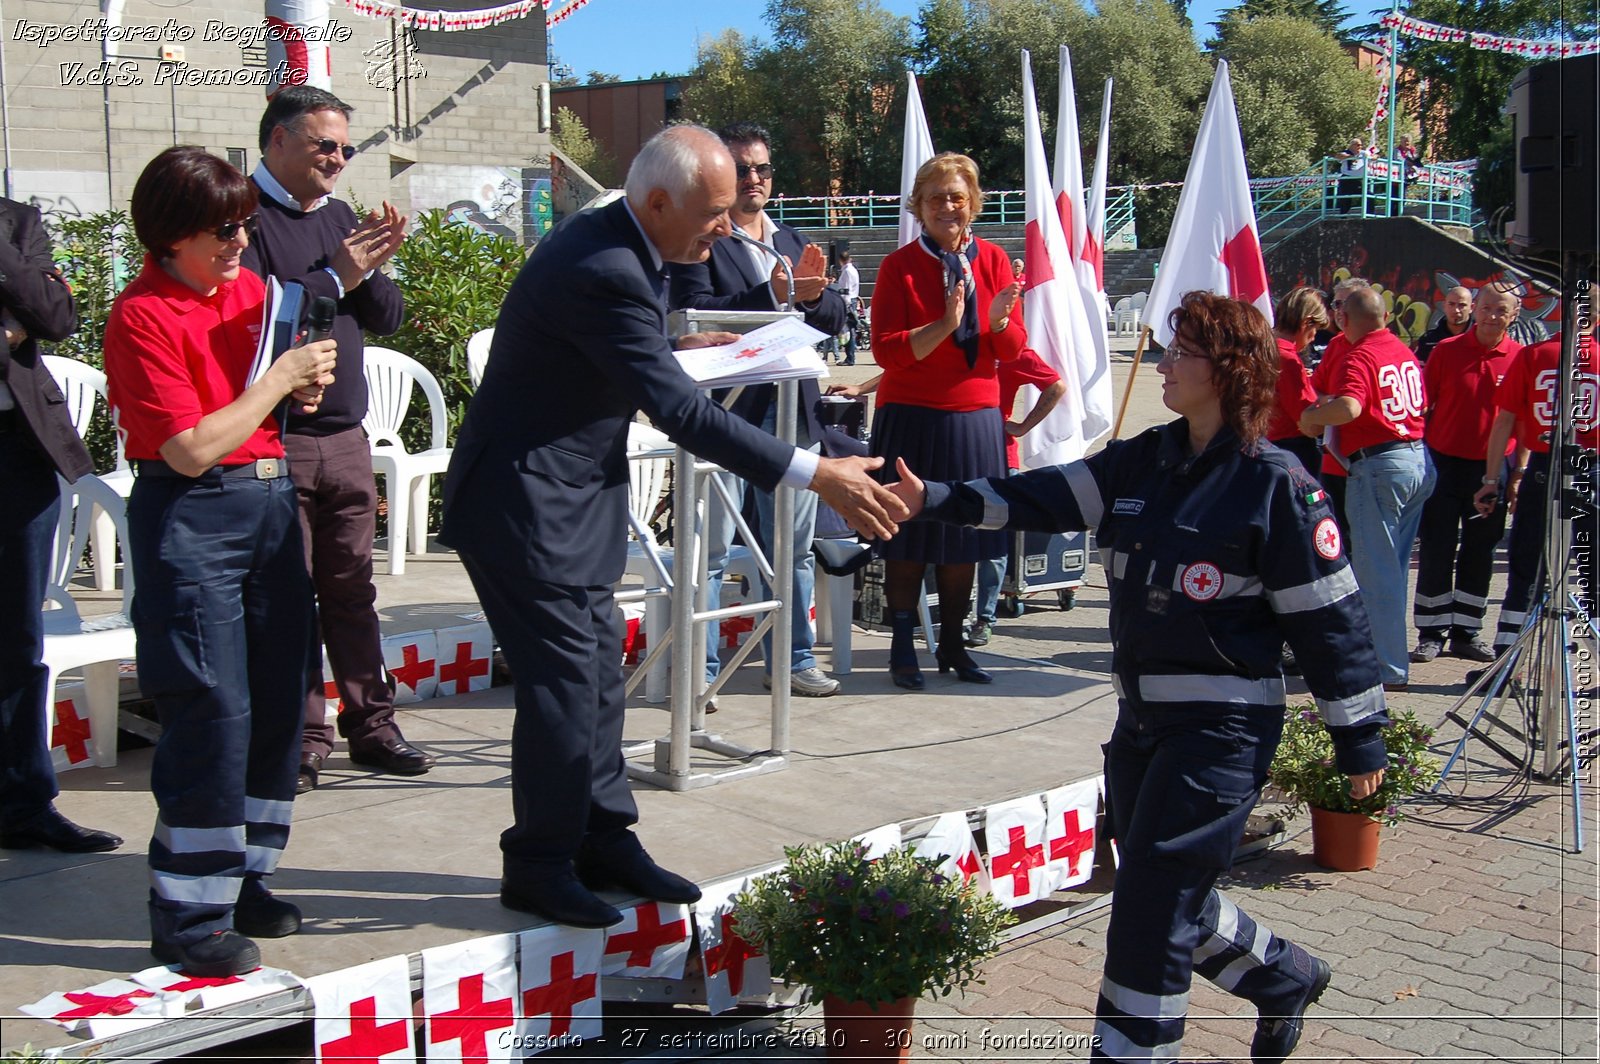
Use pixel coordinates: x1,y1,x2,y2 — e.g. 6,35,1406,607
1342,286,1388,340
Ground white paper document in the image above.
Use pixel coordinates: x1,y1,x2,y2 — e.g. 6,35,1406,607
673,317,830,387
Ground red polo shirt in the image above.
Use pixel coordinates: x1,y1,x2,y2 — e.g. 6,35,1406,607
1495,333,1600,453
104,256,283,464
998,348,1061,468
1310,334,1351,476
1333,328,1427,454
1268,336,1317,443
1423,329,1520,459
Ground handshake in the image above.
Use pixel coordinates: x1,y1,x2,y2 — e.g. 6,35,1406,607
808,456,928,541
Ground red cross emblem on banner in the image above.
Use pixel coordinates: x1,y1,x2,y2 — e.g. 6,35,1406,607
54,988,153,1020
955,849,982,885
703,912,760,995
390,644,436,691
324,679,341,703
320,995,411,1063
605,904,688,969
990,824,1044,894
430,972,514,1064
1023,218,1056,292
162,974,244,993
1314,517,1342,561
51,699,92,764
439,641,490,694
721,615,754,649
1219,226,1269,307
1048,809,1095,874
522,951,597,1038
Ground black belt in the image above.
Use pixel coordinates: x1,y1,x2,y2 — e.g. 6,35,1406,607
1348,439,1420,464
135,457,290,480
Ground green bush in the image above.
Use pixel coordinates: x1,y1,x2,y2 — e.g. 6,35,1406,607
1269,706,1441,827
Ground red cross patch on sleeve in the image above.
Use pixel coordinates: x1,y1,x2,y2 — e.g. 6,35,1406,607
1314,517,1342,560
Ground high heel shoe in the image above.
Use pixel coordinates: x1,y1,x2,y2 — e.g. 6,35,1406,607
935,645,992,684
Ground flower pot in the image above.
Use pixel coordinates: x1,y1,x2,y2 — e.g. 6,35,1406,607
1310,805,1381,870
822,994,917,1061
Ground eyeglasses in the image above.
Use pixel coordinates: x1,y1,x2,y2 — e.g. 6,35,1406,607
288,126,357,162
212,215,259,242
927,192,969,208
1331,299,1346,309
735,162,774,180
1160,341,1210,365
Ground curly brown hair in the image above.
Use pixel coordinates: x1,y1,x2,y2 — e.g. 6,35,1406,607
1168,291,1280,445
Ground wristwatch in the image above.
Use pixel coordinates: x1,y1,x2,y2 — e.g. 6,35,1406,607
1481,475,1500,486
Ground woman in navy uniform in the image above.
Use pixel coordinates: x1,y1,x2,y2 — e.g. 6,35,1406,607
890,292,1388,1064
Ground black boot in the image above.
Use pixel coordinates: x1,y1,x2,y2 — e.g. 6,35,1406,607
936,606,992,684
888,610,924,690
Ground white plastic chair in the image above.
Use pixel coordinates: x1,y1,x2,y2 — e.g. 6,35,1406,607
622,422,675,702
466,327,495,390
361,347,453,576
42,474,137,768
1112,296,1137,336
42,355,133,591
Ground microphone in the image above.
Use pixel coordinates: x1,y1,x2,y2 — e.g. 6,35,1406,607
727,227,795,311
301,296,338,345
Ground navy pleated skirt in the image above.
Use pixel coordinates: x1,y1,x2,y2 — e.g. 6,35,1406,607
870,402,1007,563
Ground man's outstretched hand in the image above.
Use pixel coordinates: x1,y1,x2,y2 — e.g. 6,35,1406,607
810,455,909,541
885,457,927,519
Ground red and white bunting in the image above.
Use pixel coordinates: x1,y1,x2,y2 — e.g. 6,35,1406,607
694,876,772,1015
308,954,415,1064
983,795,1048,908
433,622,494,696
338,0,565,33
1042,779,1099,891
382,629,439,705
265,0,332,95
851,822,903,859
601,901,691,979
1145,60,1273,347
131,964,300,1011
49,682,93,773
912,810,991,893
1379,12,1599,57
20,978,184,1037
422,934,519,1064
897,71,936,249
516,925,603,1052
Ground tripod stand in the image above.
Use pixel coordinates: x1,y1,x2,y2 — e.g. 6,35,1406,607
1432,258,1596,855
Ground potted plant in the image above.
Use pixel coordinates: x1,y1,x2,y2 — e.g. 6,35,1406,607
1269,705,1442,870
734,840,1014,1061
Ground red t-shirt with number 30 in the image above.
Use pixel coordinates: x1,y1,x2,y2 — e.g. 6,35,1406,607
1333,329,1427,453
1494,332,1600,453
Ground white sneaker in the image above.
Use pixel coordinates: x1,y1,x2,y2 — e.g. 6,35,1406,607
764,667,841,697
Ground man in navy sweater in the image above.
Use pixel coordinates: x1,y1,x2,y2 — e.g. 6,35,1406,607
243,87,434,792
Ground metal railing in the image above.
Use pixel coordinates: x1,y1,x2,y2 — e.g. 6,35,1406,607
766,186,1140,241
1252,156,1476,243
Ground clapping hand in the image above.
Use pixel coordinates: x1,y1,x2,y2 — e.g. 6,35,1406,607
990,280,1020,331
332,202,407,290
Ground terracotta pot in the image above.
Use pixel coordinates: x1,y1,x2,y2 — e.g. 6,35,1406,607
822,993,917,1061
1310,805,1381,870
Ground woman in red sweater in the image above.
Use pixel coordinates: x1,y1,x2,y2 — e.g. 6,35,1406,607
1267,286,1327,475
869,153,1024,689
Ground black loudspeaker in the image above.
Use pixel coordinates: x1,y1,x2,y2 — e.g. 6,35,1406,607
829,238,851,270
1506,54,1598,256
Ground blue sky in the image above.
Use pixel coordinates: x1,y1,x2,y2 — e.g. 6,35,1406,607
548,0,1397,82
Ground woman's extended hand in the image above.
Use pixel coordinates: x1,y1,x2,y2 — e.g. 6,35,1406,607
885,457,927,519
990,280,1020,331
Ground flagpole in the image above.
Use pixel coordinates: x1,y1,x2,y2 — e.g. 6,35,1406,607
1110,325,1152,439
1386,0,1400,215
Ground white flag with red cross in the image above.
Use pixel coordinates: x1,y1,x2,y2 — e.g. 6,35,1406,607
983,794,1048,908
131,964,300,1011
695,875,773,1015
382,629,439,705
422,934,519,1064
1084,77,1114,300
1144,60,1273,346
48,682,94,773
433,622,494,696
320,648,343,716
601,901,692,979
308,954,415,1064
516,924,603,1053
898,70,935,249
912,810,990,893
1042,779,1100,891
851,822,903,859
20,978,185,1037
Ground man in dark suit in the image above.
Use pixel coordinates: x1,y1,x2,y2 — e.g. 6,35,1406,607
0,196,122,853
669,122,846,702
439,125,905,928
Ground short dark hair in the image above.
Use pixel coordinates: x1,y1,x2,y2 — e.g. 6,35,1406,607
130,146,258,260
838,249,852,263
258,85,354,152
717,122,772,153
1168,291,1280,445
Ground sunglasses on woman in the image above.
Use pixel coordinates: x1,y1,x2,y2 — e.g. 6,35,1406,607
212,215,260,242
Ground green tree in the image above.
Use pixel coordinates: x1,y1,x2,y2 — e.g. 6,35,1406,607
550,106,619,188
679,29,778,141
1210,0,1356,47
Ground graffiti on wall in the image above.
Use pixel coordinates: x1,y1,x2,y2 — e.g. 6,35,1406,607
407,164,552,245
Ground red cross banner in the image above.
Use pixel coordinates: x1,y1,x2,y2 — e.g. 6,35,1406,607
131,964,300,1011
382,630,440,705
433,622,495,696
422,934,519,1064
308,954,415,1064
912,811,991,893
984,795,1048,909
20,978,185,1037
48,682,93,774
516,924,603,1052
601,901,692,979
694,875,774,1015
1043,779,1100,892
321,648,343,716
851,823,903,860
620,602,646,665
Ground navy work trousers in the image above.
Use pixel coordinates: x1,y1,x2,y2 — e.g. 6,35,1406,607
1495,450,1598,650
1414,449,1508,640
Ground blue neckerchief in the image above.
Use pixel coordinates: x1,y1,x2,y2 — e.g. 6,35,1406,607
919,232,979,368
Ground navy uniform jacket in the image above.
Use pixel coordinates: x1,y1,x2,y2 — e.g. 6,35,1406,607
923,420,1389,775
439,199,797,587
668,220,844,442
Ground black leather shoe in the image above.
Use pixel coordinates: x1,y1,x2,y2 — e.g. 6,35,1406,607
576,837,702,904
348,736,435,776
0,806,122,853
890,664,925,690
151,930,261,978
235,889,302,938
297,753,324,795
501,872,623,928
1252,956,1331,1063
935,646,993,684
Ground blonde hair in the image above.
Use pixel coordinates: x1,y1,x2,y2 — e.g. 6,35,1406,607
907,152,985,223
1274,286,1331,335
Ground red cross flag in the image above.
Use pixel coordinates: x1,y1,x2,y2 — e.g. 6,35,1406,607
1042,779,1100,892
694,875,773,1015
912,810,991,893
308,954,415,1064
516,924,603,1053
434,622,494,696
851,822,903,859
1083,77,1114,298
49,683,93,773
382,630,439,705
320,649,343,716
898,70,936,249
601,901,692,979
131,963,300,1011
21,978,184,1037
423,934,519,1064
983,795,1048,908
1144,60,1272,347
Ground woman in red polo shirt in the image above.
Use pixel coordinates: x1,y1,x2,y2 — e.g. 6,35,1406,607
104,146,335,978
869,153,1024,690
1267,287,1326,476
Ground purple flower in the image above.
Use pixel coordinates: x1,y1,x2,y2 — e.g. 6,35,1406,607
1299,709,1319,722
857,905,876,921
835,873,854,889
893,902,911,919
874,887,892,903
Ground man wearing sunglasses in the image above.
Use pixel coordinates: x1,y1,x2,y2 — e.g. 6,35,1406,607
243,86,434,793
